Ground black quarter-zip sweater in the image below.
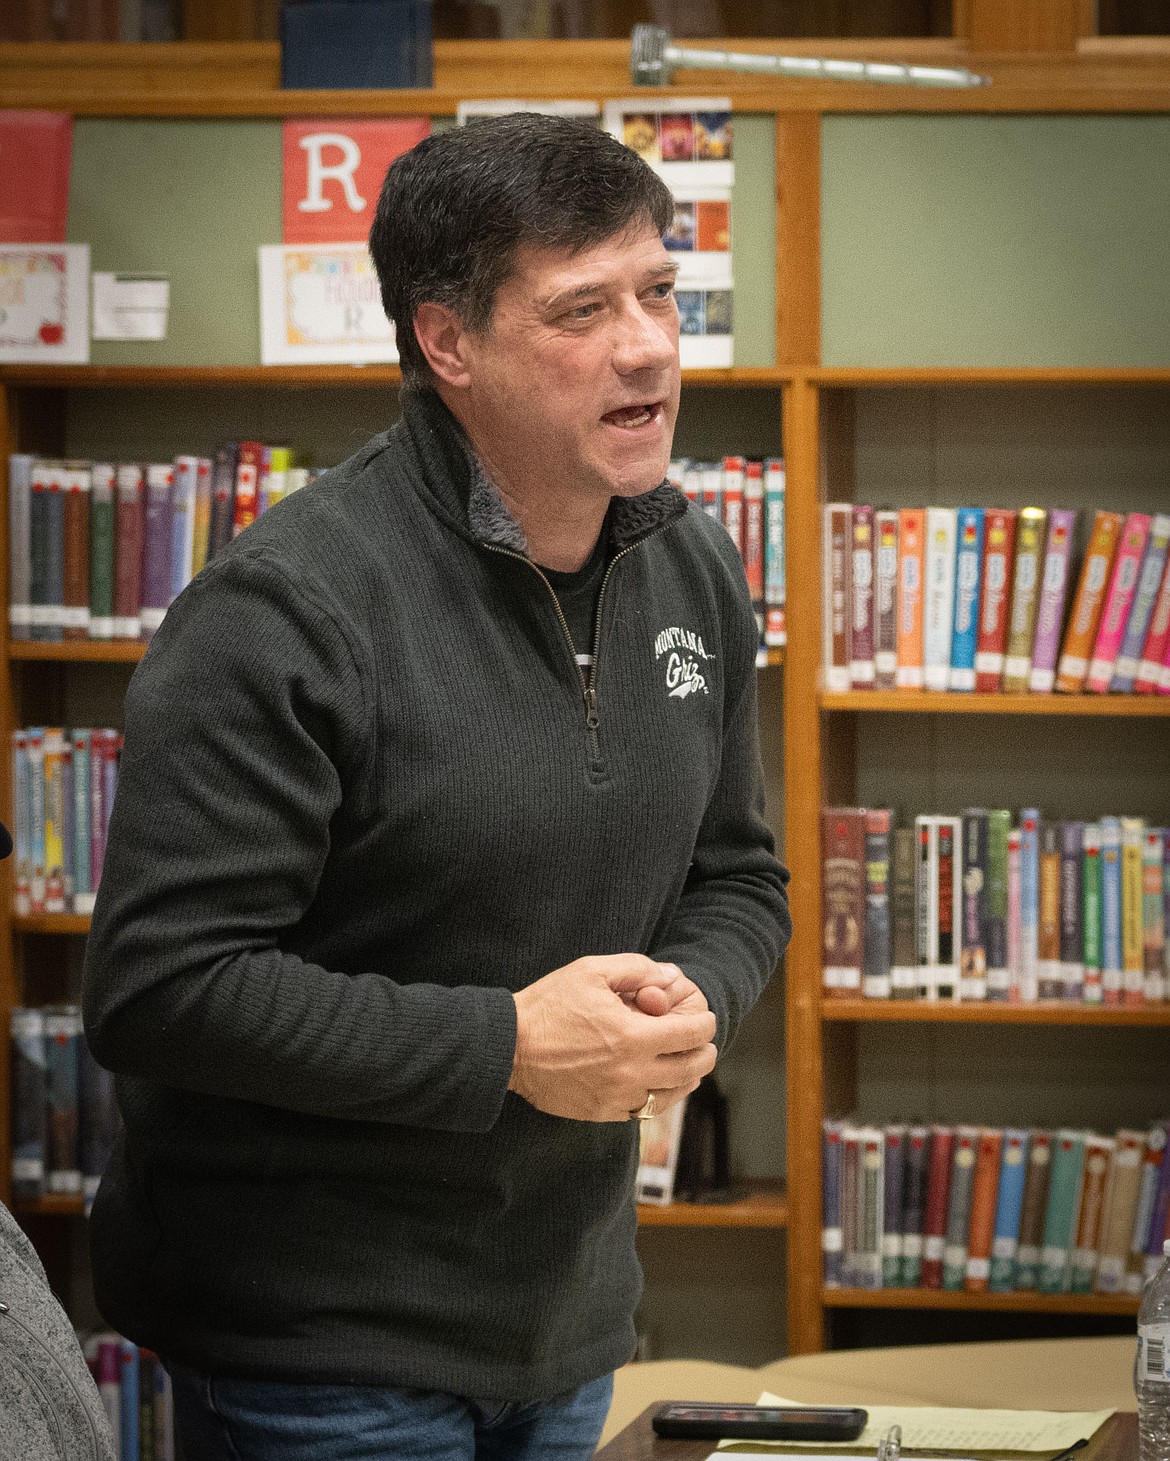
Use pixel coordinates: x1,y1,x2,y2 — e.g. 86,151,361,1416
82,388,791,1402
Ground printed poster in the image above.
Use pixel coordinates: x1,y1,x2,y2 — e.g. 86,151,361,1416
259,243,397,365
0,244,89,364
282,118,429,246
603,98,734,188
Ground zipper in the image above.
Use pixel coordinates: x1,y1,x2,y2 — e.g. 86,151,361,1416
481,519,677,764
0,1303,103,1457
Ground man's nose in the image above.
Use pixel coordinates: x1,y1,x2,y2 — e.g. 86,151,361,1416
612,299,678,375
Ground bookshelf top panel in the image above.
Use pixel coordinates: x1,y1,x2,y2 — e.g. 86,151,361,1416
819,691,1170,717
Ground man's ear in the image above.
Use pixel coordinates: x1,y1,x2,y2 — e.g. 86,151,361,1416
413,302,472,389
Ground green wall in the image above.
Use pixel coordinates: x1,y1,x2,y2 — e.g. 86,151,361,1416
822,114,1170,367
65,114,775,368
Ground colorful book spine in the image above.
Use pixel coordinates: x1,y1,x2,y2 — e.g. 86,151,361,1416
260,443,291,513
139,462,175,638
822,504,852,692
873,509,899,689
942,1126,979,1291
1127,1123,1168,1294
207,441,239,562
1096,1129,1147,1293
1087,512,1153,692
763,458,786,647
1082,823,1104,1003
889,826,918,999
12,729,31,916
964,1127,1004,1291
42,727,68,914
1037,820,1063,1000
88,463,116,640
742,460,764,639
988,1127,1029,1292
948,507,984,691
899,1124,931,1286
882,1125,906,1286
1028,508,1077,692
191,450,214,576
822,1119,844,1286
985,809,1011,1000
231,439,264,539
935,815,962,1000
42,460,65,644
959,808,989,1001
915,815,939,999
10,1006,47,1198
1002,508,1047,693
974,509,1017,693
1112,513,1170,691
1059,821,1085,1000
119,1338,141,1461
862,808,892,998
1142,827,1167,1003
1018,808,1041,1002
841,1124,859,1286
1056,510,1122,692
855,1125,885,1289
69,728,94,916
923,507,957,692
1143,1122,1170,1283
26,727,46,914
112,463,145,640
1038,1129,1087,1294
171,455,201,603
1070,1134,1114,1293
1100,817,1123,1003
1015,1128,1053,1289
8,452,34,639
1135,554,1170,693
720,456,745,555
28,458,52,641
1121,817,1145,1005
850,504,876,688
43,1004,82,1195
60,461,91,642
821,807,865,996
896,507,926,690
920,1124,955,1289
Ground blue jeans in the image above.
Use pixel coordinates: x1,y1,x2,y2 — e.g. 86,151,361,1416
165,1363,614,1460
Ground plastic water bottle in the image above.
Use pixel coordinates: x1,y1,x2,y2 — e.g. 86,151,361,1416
1136,1238,1170,1461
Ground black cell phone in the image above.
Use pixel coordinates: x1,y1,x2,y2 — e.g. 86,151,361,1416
651,1402,868,1442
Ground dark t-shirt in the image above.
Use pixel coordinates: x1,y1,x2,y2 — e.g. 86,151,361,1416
540,523,609,671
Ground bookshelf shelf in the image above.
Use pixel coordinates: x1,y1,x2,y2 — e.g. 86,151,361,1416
13,1194,85,1218
822,1286,1140,1316
13,914,92,935
0,364,789,391
821,999,1170,1025
9,641,146,664
637,1186,788,1229
818,690,1170,716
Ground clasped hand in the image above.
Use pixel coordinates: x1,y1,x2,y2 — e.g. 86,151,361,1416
508,955,717,1123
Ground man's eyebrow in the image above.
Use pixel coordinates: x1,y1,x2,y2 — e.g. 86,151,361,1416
540,261,680,314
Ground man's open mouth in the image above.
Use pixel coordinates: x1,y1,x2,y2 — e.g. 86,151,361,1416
602,402,662,429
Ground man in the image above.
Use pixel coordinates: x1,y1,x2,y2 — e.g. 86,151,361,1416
83,114,790,1460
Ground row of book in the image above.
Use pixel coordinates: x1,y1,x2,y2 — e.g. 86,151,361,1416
12,727,121,917
823,1119,1170,1296
822,807,1170,1003
667,455,786,647
81,1335,175,1461
10,1005,117,1204
7,446,321,644
823,505,1170,695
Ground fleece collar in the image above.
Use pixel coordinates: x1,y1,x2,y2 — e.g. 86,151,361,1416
399,386,686,557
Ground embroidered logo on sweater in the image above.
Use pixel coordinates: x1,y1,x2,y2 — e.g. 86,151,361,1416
653,626,714,699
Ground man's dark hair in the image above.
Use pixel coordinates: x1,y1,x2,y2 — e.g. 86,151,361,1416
369,113,674,385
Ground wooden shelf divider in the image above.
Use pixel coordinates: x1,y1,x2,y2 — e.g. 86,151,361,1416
13,914,93,936
822,999,1170,1025
819,689,1170,716
637,1186,788,1230
823,1287,1140,1316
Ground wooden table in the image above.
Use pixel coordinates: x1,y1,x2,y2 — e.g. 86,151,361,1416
596,1408,1138,1461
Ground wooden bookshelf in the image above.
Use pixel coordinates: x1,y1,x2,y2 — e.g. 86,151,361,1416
819,690,1170,716
637,1185,789,1230
823,1287,1141,1316
821,1000,1170,1026
12,914,93,935
9,641,147,664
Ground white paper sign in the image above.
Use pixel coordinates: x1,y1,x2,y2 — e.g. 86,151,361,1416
457,99,600,126
92,273,170,340
604,98,734,188
0,244,89,364
259,243,397,365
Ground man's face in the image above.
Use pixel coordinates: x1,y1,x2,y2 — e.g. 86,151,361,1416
454,221,681,506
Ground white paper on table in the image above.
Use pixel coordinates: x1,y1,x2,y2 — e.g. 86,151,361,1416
92,273,169,340
714,1395,1115,1454
259,243,397,365
0,243,89,363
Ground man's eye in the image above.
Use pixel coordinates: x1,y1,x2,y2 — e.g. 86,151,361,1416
648,282,676,300
569,303,597,320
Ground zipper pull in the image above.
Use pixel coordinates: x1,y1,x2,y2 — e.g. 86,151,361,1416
584,685,600,730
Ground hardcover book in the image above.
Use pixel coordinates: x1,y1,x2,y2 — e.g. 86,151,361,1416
988,1127,1029,1292
923,507,957,692
823,504,852,692
964,1126,1004,1291
1127,1122,1168,1294
1015,1128,1054,1290
1112,513,1170,692
1018,809,1041,1002
949,507,984,691
920,1124,955,1289
935,815,962,1000
1095,1129,1147,1292
1037,820,1063,1000
1087,512,1152,692
763,458,786,646
1135,552,1170,694
88,463,116,640
113,463,145,640
1059,822,1085,1001
942,1126,980,1289
914,815,939,999
1070,1134,1114,1294
889,827,918,999
10,1007,47,1198
882,1125,906,1286
960,809,989,1001
862,809,893,998
44,1004,83,1196
896,508,926,690
873,509,899,688
1120,817,1145,1005
1082,823,1104,1004
1002,508,1047,693
207,442,240,563
742,460,764,638
8,453,34,640
1038,1129,1087,1294
899,1124,931,1287
1056,510,1122,692
974,508,1017,693
985,810,1011,1000
1142,827,1166,1003
1028,508,1077,692
822,1118,845,1286
822,807,865,996
721,456,745,555
60,461,90,642
856,1126,885,1289
140,463,175,639
1099,817,1123,1002
850,504,876,688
